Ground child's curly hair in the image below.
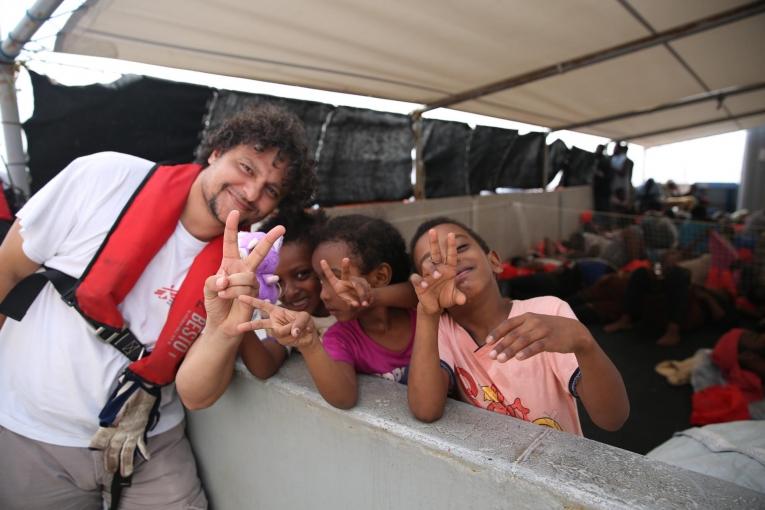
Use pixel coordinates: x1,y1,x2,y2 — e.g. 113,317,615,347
317,214,411,284
259,208,328,249
196,104,316,216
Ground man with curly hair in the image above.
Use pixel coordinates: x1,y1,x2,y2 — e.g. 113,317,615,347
0,104,315,509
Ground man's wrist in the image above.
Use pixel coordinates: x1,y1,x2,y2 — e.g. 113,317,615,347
201,325,243,345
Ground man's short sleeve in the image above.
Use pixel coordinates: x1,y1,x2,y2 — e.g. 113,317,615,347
17,153,153,268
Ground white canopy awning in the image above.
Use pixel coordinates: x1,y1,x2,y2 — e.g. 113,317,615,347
55,0,765,147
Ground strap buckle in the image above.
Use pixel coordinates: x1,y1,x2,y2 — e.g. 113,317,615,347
93,325,146,361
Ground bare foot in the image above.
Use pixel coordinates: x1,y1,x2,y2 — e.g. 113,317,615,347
656,323,681,347
604,315,633,333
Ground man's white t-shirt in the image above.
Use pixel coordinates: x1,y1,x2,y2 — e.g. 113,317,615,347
0,152,207,447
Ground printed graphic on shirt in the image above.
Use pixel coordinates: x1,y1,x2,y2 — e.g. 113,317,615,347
154,285,178,306
455,366,563,430
532,417,563,431
378,366,407,383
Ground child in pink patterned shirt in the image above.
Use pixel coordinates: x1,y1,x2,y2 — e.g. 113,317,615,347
407,217,629,435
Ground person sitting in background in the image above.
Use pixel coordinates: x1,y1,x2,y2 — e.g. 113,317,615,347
678,204,713,258
499,256,615,302
604,250,731,346
665,180,681,198
635,178,664,214
640,209,678,263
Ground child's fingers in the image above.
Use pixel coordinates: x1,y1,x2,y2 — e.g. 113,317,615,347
351,279,371,307
270,323,295,339
428,229,443,265
445,232,457,267
410,273,425,289
320,259,342,287
485,314,527,345
420,259,443,280
291,312,314,337
489,327,543,362
513,337,550,361
340,258,352,282
221,210,242,260
237,318,271,333
237,295,277,313
244,225,286,271
453,288,467,306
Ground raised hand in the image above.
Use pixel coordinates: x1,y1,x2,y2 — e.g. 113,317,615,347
236,295,318,349
485,312,593,362
204,210,285,337
319,257,373,309
410,229,466,315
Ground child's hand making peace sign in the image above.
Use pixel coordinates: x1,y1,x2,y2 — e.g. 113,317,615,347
237,296,319,350
410,229,466,315
319,257,374,310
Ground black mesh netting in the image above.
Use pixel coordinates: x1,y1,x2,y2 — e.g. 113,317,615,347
315,107,413,206
423,119,470,198
563,146,597,186
201,90,333,159
467,125,519,194
24,71,213,193
547,139,570,185
496,131,547,189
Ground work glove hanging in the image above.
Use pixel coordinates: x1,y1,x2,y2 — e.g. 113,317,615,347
89,369,162,477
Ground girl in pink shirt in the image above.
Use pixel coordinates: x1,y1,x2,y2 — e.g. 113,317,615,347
238,214,419,409
407,217,629,435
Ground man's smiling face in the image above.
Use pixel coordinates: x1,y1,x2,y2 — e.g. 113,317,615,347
201,144,287,226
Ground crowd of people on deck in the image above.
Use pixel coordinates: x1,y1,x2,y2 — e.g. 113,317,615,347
501,156,765,459
0,105,760,507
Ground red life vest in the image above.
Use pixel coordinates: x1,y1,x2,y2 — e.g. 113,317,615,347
74,162,222,385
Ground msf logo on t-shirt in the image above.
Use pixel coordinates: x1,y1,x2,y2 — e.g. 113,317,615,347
154,285,178,306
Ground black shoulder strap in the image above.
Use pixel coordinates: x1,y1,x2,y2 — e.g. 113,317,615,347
0,268,146,362
0,268,76,321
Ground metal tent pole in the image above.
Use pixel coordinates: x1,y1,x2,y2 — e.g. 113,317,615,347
623,108,765,142
411,112,425,200
550,82,765,132
0,0,65,199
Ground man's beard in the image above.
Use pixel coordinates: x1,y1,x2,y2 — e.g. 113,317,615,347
207,192,226,226
207,187,261,227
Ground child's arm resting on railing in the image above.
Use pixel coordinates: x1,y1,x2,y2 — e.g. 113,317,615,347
407,231,465,422
485,314,630,431
238,333,288,380
238,296,358,409
319,258,418,311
